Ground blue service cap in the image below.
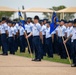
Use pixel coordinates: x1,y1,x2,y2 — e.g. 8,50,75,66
39,20,43,23
46,21,51,25
73,19,76,24
27,17,32,20
12,21,16,25
68,20,73,23
34,15,39,20
2,17,6,21
64,20,66,23
60,19,66,23
7,20,12,23
43,19,48,22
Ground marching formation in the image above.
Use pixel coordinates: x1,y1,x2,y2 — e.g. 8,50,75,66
0,16,76,67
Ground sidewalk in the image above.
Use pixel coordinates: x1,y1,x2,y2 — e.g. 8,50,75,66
0,55,76,75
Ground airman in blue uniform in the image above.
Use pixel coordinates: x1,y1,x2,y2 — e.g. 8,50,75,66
7,21,15,55
26,16,43,61
18,23,26,53
64,19,76,67
0,20,2,50
25,18,33,53
45,22,53,58
56,20,67,59
65,21,73,59
0,17,8,55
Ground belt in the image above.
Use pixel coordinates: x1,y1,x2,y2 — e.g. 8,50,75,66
19,35,24,37
1,33,6,35
58,36,64,38
33,36,39,38
46,37,51,39
58,36,66,40
73,39,76,41
8,37,13,38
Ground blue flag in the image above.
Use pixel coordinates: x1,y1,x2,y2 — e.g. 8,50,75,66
18,11,25,29
18,11,22,18
50,12,59,34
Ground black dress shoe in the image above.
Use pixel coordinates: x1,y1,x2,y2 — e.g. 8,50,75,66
32,59,37,61
3,53,8,56
0,53,4,55
71,64,76,67
0,53,8,55
36,59,41,61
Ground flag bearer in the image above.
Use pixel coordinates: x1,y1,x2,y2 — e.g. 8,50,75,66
65,21,73,59
56,20,67,59
25,18,33,53
26,15,43,61
64,19,76,67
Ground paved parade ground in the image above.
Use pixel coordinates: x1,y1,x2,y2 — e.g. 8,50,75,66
0,55,76,75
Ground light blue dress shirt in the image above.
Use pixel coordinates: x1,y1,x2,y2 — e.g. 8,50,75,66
32,23,42,36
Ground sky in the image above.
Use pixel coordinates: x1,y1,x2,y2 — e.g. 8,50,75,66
0,0,76,19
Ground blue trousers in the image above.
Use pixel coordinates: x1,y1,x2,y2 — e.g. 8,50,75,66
45,37,53,57
33,36,42,60
19,35,25,52
42,35,46,56
72,39,76,65
0,35,2,46
27,33,33,53
14,35,18,52
8,37,15,54
1,34,8,54
66,39,72,59
53,34,59,54
58,37,67,59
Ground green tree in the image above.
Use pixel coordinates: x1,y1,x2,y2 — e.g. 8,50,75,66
0,12,14,19
52,5,66,11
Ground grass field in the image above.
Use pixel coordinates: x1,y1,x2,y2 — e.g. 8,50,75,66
0,47,72,64
15,48,71,64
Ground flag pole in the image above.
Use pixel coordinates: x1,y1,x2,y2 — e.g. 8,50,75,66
18,10,33,60
26,38,33,60
59,26,72,65
62,36,72,65
25,32,33,60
